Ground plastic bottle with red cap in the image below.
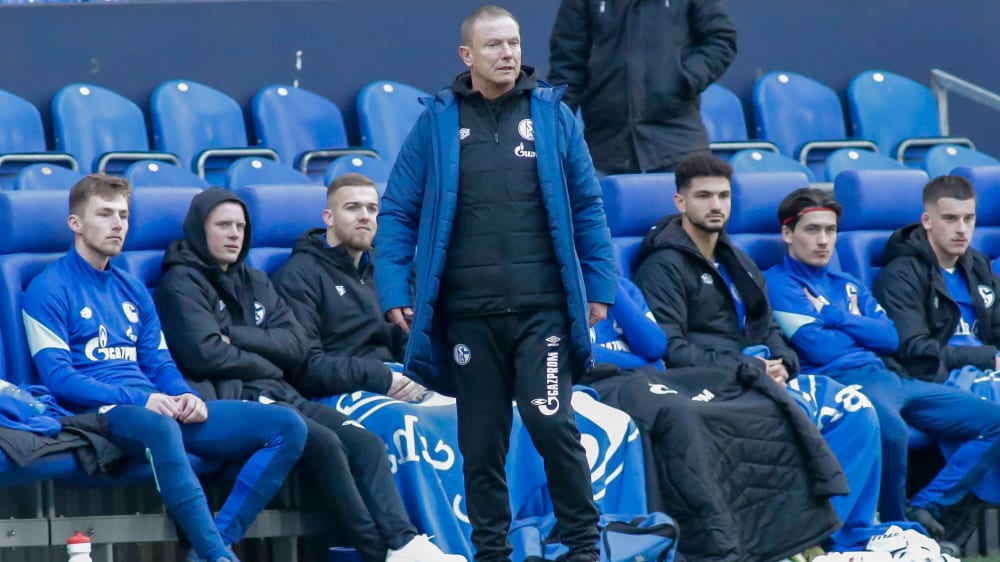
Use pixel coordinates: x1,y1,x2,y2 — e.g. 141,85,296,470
66,531,92,562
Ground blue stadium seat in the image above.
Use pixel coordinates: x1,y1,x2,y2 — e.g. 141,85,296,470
113,250,165,291
728,150,816,182
125,160,210,190
699,84,778,159
253,85,377,182
225,157,312,190
356,80,430,165
823,148,906,182
834,169,929,287
324,155,393,187
247,247,293,275
847,70,974,165
953,165,1000,259
236,185,326,248
0,88,78,189
14,164,84,191
52,83,180,174
752,71,877,179
123,187,200,252
600,173,676,278
922,145,999,178
727,171,825,271
150,80,278,183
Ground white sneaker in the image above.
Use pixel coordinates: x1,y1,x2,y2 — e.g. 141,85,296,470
385,535,467,562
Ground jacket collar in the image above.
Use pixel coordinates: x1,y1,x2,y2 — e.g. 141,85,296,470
67,246,114,287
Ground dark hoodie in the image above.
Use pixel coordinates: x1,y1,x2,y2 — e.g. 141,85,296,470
154,188,308,397
874,223,1000,380
272,228,402,398
633,214,800,376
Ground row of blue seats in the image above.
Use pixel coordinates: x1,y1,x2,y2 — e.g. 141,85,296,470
11,155,392,193
0,79,428,187
701,69,988,180
603,165,1000,288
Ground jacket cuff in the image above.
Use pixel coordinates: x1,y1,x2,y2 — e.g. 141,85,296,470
819,305,845,328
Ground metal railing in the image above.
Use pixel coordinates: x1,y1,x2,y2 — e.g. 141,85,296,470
930,68,1000,136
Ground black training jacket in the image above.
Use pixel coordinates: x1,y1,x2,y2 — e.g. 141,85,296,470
634,214,800,376
874,223,1000,381
155,188,308,387
548,0,736,173
272,229,403,398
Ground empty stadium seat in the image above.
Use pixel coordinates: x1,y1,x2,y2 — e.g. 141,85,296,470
728,149,816,182
356,80,430,164
922,145,999,178
952,165,1000,259
727,171,827,271
123,187,201,252
150,80,278,183
834,169,929,287
847,70,974,165
752,71,876,179
599,174,676,277
14,164,83,191
699,83,778,159
225,157,312,190
253,85,377,181
236,185,326,249
124,160,210,189
823,148,906,182
52,83,180,174
324,155,393,186
0,88,77,189
247,247,293,275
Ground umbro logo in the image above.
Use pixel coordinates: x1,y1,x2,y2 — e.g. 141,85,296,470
692,389,715,402
335,285,346,297
459,128,471,140
545,335,561,348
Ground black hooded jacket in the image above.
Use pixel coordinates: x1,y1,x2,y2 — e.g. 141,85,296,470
548,0,737,173
272,229,403,397
874,223,1000,381
154,188,308,394
633,215,800,376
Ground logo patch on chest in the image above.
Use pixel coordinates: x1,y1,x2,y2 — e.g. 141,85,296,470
517,119,534,141
254,301,266,326
979,285,995,308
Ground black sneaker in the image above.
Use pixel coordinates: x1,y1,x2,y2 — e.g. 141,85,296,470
907,505,946,540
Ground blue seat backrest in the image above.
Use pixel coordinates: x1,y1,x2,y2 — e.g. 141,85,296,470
226,157,311,190
151,80,250,170
52,83,150,173
253,85,349,166
952,165,1000,227
125,160,210,189
728,171,810,234
124,187,201,251
247,247,293,275
700,84,749,143
728,149,816,182
834,169,928,232
835,231,892,289
848,70,941,155
236,185,326,247
0,88,48,153
612,237,642,279
753,71,848,158
357,80,430,164
824,148,905,182
113,250,165,291
15,164,84,191
600,173,676,237
0,254,63,386
923,145,1000,178
324,155,394,186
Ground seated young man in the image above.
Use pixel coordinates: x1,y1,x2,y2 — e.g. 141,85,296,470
766,186,1000,542
153,187,463,562
631,154,887,554
272,172,425,401
21,175,308,562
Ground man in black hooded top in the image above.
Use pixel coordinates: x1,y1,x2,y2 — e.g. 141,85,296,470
154,187,465,562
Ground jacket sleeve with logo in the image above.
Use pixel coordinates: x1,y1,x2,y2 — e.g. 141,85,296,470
275,261,393,397
155,267,285,382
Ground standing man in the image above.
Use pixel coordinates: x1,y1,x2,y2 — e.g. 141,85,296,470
21,175,308,562
374,6,617,561
548,0,737,174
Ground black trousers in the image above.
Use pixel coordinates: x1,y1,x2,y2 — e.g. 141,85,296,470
447,309,600,561
292,399,417,562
